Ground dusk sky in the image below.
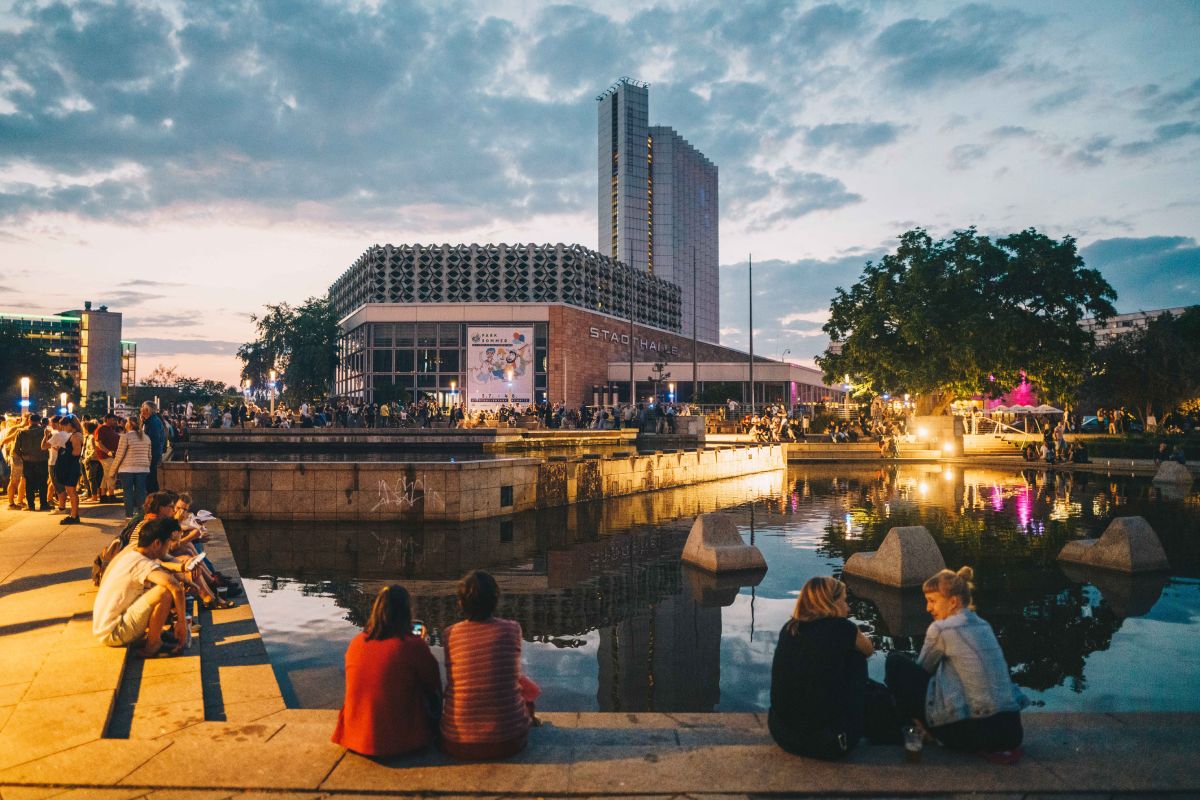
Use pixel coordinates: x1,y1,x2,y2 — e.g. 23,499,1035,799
1,0,1198,385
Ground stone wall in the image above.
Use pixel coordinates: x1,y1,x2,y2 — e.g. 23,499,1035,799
162,444,784,523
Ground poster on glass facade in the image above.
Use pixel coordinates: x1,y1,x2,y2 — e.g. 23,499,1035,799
465,326,534,409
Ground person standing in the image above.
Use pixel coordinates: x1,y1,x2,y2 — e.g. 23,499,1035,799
140,402,166,492
112,416,153,519
50,415,84,525
16,415,50,511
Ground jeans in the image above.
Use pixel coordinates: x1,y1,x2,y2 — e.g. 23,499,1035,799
120,472,148,517
24,461,49,509
885,653,1023,752
147,454,161,492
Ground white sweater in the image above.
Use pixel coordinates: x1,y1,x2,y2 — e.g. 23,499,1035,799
111,431,152,474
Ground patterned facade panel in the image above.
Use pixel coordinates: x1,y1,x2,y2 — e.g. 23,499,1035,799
330,243,681,332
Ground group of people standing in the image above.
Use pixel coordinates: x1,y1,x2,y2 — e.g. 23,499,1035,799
331,565,1026,764
0,401,170,522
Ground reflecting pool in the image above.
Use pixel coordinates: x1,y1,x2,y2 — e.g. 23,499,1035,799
224,464,1200,712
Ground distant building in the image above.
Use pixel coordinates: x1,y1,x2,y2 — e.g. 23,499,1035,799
1081,306,1192,346
0,301,136,406
598,78,719,343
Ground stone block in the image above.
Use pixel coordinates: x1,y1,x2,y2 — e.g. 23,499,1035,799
1153,460,1193,486
1057,516,1170,573
680,513,767,573
843,526,945,588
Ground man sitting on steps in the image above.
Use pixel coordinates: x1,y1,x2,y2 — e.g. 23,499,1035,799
92,517,189,658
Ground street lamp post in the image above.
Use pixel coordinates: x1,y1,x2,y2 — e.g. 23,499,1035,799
780,348,791,362
19,377,30,410
59,392,68,414
450,379,457,409
269,370,277,414
668,382,675,403
505,368,514,406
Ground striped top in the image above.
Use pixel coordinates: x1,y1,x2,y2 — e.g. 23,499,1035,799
440,617,529,745
111,431,152,474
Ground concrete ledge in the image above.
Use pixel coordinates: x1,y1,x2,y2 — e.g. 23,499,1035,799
843,526,946,588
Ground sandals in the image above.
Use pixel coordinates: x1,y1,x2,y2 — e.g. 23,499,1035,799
201,597,237,610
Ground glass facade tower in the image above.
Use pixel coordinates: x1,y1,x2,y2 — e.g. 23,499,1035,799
597,78,719,343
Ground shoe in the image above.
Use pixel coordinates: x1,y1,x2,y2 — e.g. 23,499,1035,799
201,597,237,610
60,516,80,525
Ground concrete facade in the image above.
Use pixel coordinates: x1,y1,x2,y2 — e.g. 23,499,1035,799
162,444,786,522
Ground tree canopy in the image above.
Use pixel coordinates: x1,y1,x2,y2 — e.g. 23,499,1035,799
817,227,1117,414
1083,306,1200,421
237,297,340,404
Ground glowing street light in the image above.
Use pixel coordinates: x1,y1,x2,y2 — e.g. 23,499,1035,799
269,369,277,414
67,402,74,414
19,377,30,409
59,392,68,413
505,368,514,406
668,382,675,402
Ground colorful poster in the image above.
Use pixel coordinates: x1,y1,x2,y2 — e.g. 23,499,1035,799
465,326,534,409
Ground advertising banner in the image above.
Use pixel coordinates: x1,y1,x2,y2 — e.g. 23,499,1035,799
465,326,534,410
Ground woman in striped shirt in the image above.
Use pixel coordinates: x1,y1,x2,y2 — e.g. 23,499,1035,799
440,570,538,760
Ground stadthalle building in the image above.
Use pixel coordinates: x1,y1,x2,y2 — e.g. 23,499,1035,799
330,79,837,411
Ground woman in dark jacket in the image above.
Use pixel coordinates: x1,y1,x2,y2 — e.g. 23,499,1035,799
769,576,876,760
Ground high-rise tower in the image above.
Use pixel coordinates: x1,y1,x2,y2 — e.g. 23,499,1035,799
597,78,719,343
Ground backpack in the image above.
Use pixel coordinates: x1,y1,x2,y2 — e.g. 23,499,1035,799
90,515,146,586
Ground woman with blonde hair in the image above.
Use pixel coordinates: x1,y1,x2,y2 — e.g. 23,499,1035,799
885,566,1027,759
768,576,876,759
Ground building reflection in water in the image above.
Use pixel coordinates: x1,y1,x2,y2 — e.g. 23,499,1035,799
227,464,1199,711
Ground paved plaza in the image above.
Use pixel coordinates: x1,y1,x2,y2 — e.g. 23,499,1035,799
1,502,1198,799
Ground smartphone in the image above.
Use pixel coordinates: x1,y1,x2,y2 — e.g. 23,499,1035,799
411,621,426,637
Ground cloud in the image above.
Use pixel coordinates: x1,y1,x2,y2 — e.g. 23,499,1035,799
1080,236,1200,310
779,310,829,326
119,279,175,288
1135,77,1200,120
131,337,243,356
875,5,1042,90
720,249,887,365
1030,86,1087,114
948,143,990,170
128,314,203,328
737,168,862,230
1117,121,1200,157
802,122,906,156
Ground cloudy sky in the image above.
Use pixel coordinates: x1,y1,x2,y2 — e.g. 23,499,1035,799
1,0,1198,385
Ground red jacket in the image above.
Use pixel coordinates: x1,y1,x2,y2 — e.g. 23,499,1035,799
332,633,441,757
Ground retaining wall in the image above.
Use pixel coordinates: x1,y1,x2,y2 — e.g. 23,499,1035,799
161,444,784,522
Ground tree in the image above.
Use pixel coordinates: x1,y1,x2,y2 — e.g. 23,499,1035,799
1083,307,1200,422
0,321,77,409
817,227,1117,414
238,297,340,404
646,360,671,402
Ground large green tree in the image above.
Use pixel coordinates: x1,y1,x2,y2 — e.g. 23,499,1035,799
1083,307,1200,422
237,297,340,404
817,228,1117,414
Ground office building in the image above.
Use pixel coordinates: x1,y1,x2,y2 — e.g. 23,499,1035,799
598,78,719,343
1081,306,1193,345
0,301,136,406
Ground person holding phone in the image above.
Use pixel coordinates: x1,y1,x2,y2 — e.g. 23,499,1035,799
332,584,442,758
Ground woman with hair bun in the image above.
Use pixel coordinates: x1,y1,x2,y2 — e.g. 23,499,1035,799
768,576,878,759
885,566,1028,758
332,584,441,758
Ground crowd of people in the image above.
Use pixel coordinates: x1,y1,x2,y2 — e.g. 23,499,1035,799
330,566,1026,764
0,401,183,521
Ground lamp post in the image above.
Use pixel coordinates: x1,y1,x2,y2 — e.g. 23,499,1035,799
19,377,30,410
668,382,675,403
505,368,514,406
269,370,277,414
450,379,457,409
59,392,68,414
780,348,791,362
67,402,74,415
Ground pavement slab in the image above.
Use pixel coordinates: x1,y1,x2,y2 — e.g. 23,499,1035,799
120,739,345,791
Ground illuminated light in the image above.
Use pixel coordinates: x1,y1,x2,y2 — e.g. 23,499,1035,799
917,426,929,439
943,468,955,481
918,482,929,496
942,442,954,453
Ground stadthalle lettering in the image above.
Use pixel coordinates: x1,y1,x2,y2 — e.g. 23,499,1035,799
588,326,681,357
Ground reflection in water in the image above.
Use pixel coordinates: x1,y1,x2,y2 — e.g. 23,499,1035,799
227,464,1200,713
